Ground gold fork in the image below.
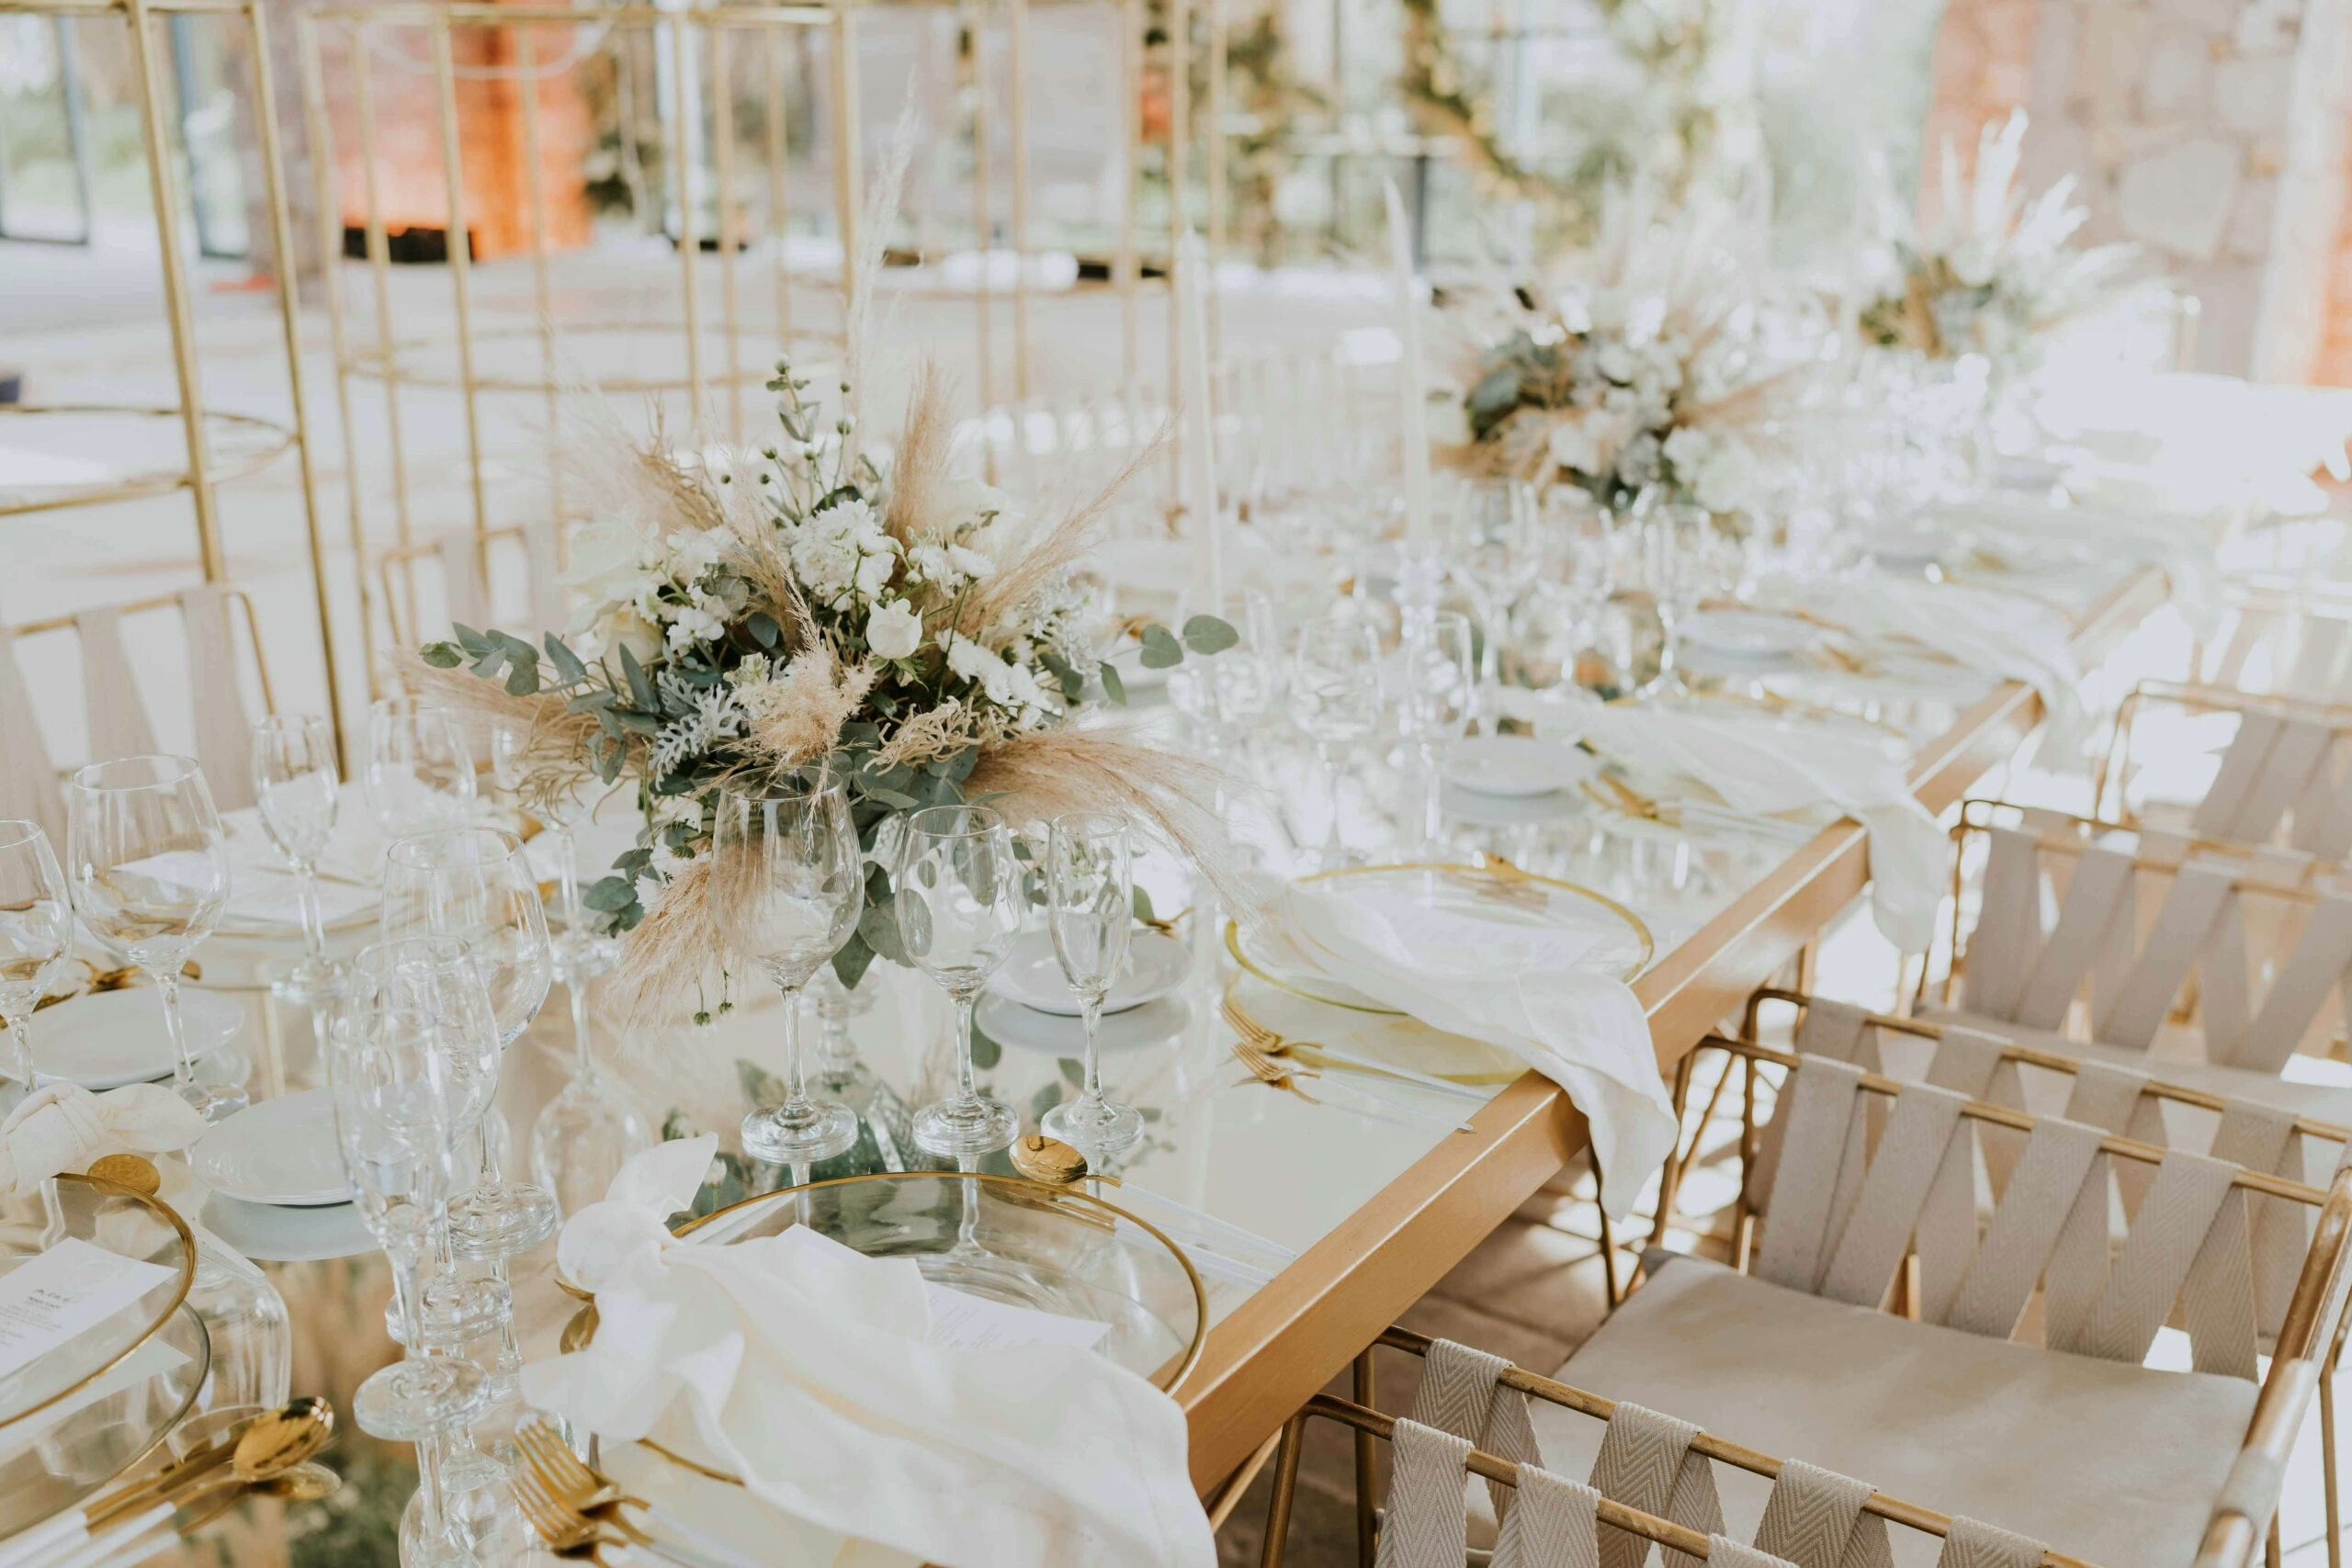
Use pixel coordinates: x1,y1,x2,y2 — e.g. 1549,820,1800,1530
515,1420,752,1568
512,1470,628,1564
1222,998,1485,1103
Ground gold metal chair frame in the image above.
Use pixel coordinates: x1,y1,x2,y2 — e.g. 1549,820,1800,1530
0,0,345,757
372,523,554,656
1637,1005,2352,1568
2094,678,2352,835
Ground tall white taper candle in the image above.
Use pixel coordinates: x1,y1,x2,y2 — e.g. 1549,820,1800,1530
1175,231,1224,617
1384,178,1433,548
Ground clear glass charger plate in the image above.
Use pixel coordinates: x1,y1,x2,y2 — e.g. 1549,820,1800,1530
565,1171,1207,1489
1225,862,1655,1017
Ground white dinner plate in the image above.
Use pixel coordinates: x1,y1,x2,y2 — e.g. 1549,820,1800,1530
191,1089,353,1207
1441,735,1592,798
976,991,1193,1058
984,930,1190,1017
27,987,242,1090
194,1190,376,1263
1679,609,1817,661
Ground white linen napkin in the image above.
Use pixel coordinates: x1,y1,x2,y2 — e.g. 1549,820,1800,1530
0,1083,208,1197
1257,884,1672,1216
521,1137,1215,1568
1759,573,2085,750
1569,702,1945,953
1929,495,2220,638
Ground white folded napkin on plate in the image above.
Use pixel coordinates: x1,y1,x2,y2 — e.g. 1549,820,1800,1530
1257,883,1672,1216
0,1083,208,1197
1759,573,2085,750
1569,702,1945,953
521,1137,1214,1568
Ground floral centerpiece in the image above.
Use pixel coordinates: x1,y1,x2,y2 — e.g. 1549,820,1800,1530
405,364,1233,1021
1859,111,2136,378
1448,198,1799,518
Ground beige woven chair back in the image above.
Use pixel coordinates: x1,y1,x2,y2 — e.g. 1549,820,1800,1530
2199,582,2352,705
0,585,270,828
379,523,568,653
1961,821,2352,1074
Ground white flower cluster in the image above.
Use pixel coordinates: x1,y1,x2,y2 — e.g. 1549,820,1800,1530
1540,313,1766,516
786,496,896,609
563,523,734,666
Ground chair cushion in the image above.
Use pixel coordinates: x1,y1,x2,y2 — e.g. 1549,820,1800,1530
1921,1004,2352,1132
1538,1254,2256,1568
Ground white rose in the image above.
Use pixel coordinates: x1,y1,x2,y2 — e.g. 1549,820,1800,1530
866,600,923,660
932,475,1015,531
600,608,664,666
563,519,656,604
854,547,896,600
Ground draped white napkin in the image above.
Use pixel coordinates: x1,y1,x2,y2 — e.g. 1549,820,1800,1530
521,1137,1216,1568
1258,884,1672,1216
0,1083,208,1197
1758,573,2085,749
1568,702,1945,953
1929,494,2220,638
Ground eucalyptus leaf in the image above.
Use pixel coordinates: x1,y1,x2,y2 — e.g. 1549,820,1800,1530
1182,615,1239,655
545,634,589,684
618,643,659,711
503,655,540,696
1138,625,1183,669
421,642,463,669
1100,660,1128,705
831,931,876,988
582,875,639,914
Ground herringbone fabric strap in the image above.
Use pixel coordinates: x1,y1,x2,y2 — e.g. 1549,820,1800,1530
1755,1057,1869,1293
1374,1419,1473,1568
1589,1404,1723,1568
1817,1083,1968,1308
179,586,254,811
1408,1337,1542,1521
2014,846,2136,1032
2180,1183,2259,1378
0,625,63,844
2228,894,2352,1075
1752,1460,1893,1568
1755,1008,1875,1205
1965,828,2044,1021
1490,1466,1600,1568
2061,1061,2160,1139
2209,1101,2302,1340
438,533,490,637
75,606,158,763
2046,1148,2238,1364
1923,1026,2006,1097
1937,1117,2106,1337
2193,712,2287,841
1934,1517,2045,1568
2201,891,2253,1064
2096,863,2234,1051
523,520,567,636
1709,1540,1798,1568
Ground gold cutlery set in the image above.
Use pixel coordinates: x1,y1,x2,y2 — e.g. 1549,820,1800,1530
1222,995,1479,1134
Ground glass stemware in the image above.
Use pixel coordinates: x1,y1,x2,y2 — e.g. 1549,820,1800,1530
1449,479,1545,687
364,698,477,840
895,804,1023,1159
325,940,491,1566
1289,615,1385,869
251,715,347,1004
1640,497,1714,692
1392,612,1479,853
65,755,246,1122
1037,812,1141,1156
710,773,864,1169
0,821,72,1105
1169,589,1281,765
379,828,555,1258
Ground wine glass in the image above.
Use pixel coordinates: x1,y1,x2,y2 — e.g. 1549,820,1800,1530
251,715,346,1004
1289,615,1385,868
324,942,490,1566
895,804,1023,1158
1037,812,1141,1156
0,821,72,1104
364,698,476,840
1168,589,1281,764
65,755,245,1122
1392,612,1479,852
710,773,863,1169
379,828,555,1257
1449,479,1545,686
1640,497,1714,692
1543,487,1618,684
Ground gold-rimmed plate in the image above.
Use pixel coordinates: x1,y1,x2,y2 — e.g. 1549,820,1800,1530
1225,862,1654,1017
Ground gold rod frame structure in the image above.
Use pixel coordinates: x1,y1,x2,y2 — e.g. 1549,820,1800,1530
2095,677,2352,828
299,2,853,690
0,0,349,761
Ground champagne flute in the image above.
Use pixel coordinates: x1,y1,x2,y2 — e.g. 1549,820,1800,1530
364,698,476,840
251,715,346,1003
0,821,72,1103
710,773,863,1168
1392,612,1479,853
65,755,245,1121
1641,496,1714,692
895,804,1023,1158
1038,812,1141,1156
1290,615,1385,868
379,828,555,1257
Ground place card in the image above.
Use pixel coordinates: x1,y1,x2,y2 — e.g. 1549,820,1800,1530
0,1239,175,1382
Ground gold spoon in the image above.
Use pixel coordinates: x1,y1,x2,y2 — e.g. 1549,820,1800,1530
86,1396,336,1531
174,1461,341,1539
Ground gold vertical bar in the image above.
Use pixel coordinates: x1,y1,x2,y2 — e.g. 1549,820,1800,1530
1007,0,1031,401
829,7,859,338
244,0,349,760
429,11,491,558
710,20,745,441
296,13,380,703
348,24,415,581
1166,0,1189,491
1204,0,1225,361
968,2,993,448
516,22,565,547
122,0,222,580
764,28,791,344
668,13,707,431
1118,0,1139,382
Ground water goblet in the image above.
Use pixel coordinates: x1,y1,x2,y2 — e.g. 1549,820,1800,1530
364,698,476,840
895,804,1023,1159
251,715,347,1004
1449,479,1545,686
0,821,72,1103
1037,812,1141,1156
1289,615,1384,868
1392,612,1479,853
65,755,246,1121
710,773,864,1170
